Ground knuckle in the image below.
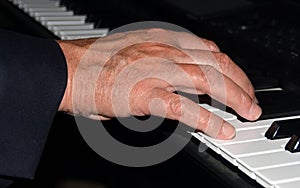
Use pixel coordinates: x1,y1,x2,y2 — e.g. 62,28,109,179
206,40,220,51
199,112,210,129
198,112,223,138
248,83,256,98
193,66,210,92
201,65,219,93
217,53,232,73
239,91,253,111
168,96,183,119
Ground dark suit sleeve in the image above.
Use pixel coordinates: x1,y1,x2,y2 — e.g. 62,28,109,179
0,29,67,181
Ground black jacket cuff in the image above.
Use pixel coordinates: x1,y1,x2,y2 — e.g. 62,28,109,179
0,29,67,180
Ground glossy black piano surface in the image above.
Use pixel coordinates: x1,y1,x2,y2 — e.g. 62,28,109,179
1,0,300,187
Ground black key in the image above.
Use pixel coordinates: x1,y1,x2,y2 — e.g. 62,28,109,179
227,90,300,122
285,134,300,153
265,118,300,140
249,75,280,91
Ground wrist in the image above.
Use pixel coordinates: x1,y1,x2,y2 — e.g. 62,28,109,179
56,38,98,114
57,40,75,113
56,39,85,113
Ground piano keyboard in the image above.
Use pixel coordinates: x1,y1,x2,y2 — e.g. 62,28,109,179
6,0,300,187
192,103,300,188
8,0,109,40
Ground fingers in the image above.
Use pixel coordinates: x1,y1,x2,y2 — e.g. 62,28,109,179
118,47,260,121
114,42,255,101
146,89,236,140
181,50,255,100
160,48,257,118
174,64,261,121
212,52,255,99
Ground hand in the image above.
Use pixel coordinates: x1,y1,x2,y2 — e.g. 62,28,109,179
57,28,262,140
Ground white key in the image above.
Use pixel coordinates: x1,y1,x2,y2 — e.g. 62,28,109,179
255,87,283,92
43,20,86,26
229,119,272,131
13,0,54,4
199,103,236,120
198,127,267,154
276,179,300,188
20,2,60,10
50,24,95,32
14,0,55,2
220,139,289,166
32,11,74,17
19,1,60,5
199,103,220,112
216,127,267,144
61,34,107,40
237,151,300,180
256,164,300,187
193,117,271,151
27,7,67,13
57,29,109,36
213,110,237,121
39,15,87,22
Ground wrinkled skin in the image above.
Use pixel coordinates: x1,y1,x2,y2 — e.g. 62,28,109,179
57,28,262,140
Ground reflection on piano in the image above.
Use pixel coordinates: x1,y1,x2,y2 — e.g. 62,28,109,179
1,0,300,187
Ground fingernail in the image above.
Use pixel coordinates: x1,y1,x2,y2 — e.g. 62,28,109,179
249,102,262,120
254,97,259,104
220,122,236,140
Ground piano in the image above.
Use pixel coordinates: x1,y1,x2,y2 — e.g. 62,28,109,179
1,0,300,187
